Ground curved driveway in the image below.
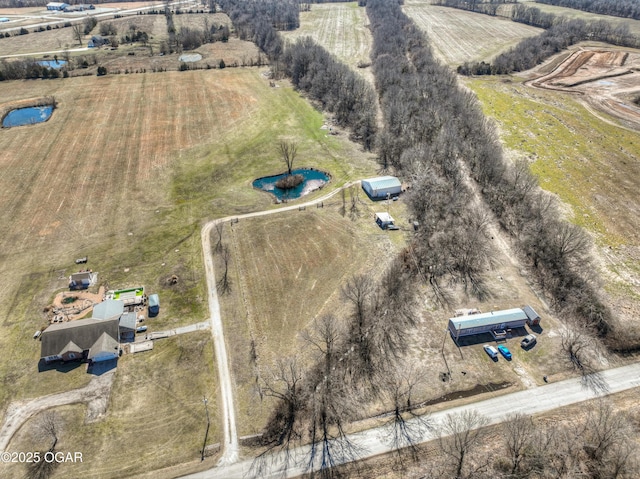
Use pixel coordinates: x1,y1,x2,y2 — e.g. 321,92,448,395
200,182,356,465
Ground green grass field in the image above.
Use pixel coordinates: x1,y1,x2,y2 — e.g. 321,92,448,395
0,67,378,476
463,75,640,322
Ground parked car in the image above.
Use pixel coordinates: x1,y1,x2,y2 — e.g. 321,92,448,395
497,344,512,360
75,257,88,264
136,326,147,333
521,334,537,348
483,345,498,360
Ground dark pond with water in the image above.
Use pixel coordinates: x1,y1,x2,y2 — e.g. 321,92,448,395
2,106,54,128
252,168,330,200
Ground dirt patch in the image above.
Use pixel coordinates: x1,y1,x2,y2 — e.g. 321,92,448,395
524,45,640,130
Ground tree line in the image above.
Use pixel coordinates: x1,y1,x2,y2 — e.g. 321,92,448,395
367,0,626,349
536,0,640,21
281,38,377,149
457,4,640,74
435,0,514,16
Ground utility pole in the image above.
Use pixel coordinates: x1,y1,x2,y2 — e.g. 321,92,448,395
201,396,210,461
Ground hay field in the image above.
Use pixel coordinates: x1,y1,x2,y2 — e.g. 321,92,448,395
0,27,81,56
518,0,640,37
464,76,640,325
403,0,543,66
0,68,377,425
215,199,410,436
281,2,373,79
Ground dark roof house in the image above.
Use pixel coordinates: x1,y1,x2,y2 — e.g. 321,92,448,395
40,317,119,364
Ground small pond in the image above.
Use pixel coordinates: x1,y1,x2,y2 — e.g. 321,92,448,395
2,105,53,128
37,60,67,69
253,168,330,200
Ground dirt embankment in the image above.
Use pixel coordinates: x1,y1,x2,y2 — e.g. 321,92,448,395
525,47,640,129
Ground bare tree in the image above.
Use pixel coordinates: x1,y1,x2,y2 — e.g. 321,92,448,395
382,365,431,463
217,245,232,294
349,185,360,220
502,412,535,477
253,357,304,477
279,140,298,176
214,222,224,254
438,410,489,479
71,24,83,46
26,411,63,479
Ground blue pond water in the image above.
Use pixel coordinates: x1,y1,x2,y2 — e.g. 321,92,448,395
253,168,330,200
37,60,67,69
2,106,53,128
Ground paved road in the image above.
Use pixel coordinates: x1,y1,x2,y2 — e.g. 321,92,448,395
180,362,640,478
199,182,356,465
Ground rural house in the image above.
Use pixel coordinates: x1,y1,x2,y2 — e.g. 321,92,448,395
448,306,541,341
40,317,119,364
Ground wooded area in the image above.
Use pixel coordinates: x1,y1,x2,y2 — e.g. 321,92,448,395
536,0,640,21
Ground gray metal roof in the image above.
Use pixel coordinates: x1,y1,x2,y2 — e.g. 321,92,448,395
448,308,528,332
41,318,119,358
88,332,119,361
92,299,124,320
119,312,137,331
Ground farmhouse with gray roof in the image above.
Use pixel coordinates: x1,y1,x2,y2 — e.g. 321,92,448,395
40,317,119,364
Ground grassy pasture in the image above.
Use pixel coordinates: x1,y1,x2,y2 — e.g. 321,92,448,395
3,333,220,479
0,27,81,56
403,0,543,66
281,2,373,80
464,76,640,323
0,68,376,434
215,199,410,435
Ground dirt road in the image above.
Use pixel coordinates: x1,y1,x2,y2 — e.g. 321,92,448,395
200,183,357,465
0,368,115,451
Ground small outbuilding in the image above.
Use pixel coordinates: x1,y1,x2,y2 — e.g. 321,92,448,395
69,271,97,290
361,176,402,200
148,293,159,317
375,212,395,230
522,305,541,326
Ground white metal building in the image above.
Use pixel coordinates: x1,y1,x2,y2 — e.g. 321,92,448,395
361,176,402,200
46,2,70,10
448,307,540,340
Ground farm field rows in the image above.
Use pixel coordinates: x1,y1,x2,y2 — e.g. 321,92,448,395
281,2,373,81
0,67,378,477
517,0,640,37
403,0,543,66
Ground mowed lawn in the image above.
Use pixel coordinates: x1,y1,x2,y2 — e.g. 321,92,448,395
0,68,378,463
403,0,543,66
464,76,640,325
215,200,409,436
